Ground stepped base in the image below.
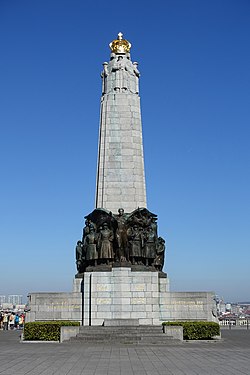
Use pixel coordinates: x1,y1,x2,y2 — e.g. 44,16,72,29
104,318,139,326
65,325,181,345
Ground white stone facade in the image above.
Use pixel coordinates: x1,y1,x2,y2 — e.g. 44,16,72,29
25,292,82,323
74,268,169,326
26,269,217,325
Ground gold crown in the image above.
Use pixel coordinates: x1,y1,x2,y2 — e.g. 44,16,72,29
109,32,131,54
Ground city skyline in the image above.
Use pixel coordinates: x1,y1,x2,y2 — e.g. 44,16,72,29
0,0,249,302
0,295,23,305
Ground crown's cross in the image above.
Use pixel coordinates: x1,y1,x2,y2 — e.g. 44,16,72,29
118,32,123,40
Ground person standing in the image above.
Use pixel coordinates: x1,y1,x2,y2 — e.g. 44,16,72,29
14,314,19,329
9,313,15,330
3,313,9,330
0,312,3,329
19,314,24,329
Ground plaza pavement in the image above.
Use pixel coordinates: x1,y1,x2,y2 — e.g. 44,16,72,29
0,329,250,375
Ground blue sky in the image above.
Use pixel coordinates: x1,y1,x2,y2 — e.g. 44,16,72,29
0,0,249,303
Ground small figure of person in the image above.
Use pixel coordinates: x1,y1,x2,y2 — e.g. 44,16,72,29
14,314,19,329
99,223,114,264
144,226,157,266
75,240,84,272
154,237,165,271
19,314,24,329
125,60,140,93
112,55,128,92
150,216,158,237
9,313,15,330
82,219,90,241
101,62,109,94
3,313,9,330
133,62,140,94
128,224,144,265
116,208,128,262
84,225,98,267
0,312,3,329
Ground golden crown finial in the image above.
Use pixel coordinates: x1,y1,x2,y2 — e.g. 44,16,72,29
109,32,131,54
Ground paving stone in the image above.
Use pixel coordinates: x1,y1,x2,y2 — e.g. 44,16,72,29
2,330,250,375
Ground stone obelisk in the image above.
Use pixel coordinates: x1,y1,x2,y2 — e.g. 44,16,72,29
95,33,147,213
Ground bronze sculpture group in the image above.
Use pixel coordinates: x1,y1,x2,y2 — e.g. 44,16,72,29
76,208,165,273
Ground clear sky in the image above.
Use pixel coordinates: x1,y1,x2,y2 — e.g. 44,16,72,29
0,0,249,304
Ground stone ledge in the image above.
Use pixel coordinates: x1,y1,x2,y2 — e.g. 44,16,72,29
104,318,139,326
163,325,183,341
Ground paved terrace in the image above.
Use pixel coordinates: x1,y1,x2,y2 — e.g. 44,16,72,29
0,329,250,375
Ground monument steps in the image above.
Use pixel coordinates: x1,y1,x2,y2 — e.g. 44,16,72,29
67,325,180,345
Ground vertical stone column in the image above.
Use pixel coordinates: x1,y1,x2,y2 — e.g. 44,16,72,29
95,34,147,213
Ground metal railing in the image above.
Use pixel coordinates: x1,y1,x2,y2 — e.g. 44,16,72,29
220,319,249,329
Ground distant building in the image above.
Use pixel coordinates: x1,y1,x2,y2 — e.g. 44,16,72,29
231,303,243,315
8,295,22,305
0,295,6,305
218,301,226,315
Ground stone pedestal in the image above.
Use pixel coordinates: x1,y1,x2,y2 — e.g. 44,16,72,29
74,267,169,326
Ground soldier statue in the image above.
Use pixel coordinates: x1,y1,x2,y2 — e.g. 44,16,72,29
84,224,98,267
75,240,84,273
128,224,144,265
154,237,165,271
115,208,129,262
98,223,114,264
144,226,157,267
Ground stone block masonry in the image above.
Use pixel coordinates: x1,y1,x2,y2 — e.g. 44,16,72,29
96,48,147,213
75,268,165,326
26,269,217,326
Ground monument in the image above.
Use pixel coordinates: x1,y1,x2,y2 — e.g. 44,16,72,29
26,33,217,327
76,32,164,275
